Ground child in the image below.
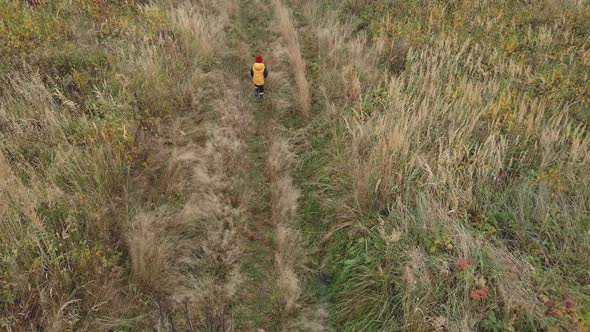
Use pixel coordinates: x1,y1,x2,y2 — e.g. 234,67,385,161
250,55,268,99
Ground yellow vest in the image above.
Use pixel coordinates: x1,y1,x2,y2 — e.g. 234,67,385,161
252,63,265,85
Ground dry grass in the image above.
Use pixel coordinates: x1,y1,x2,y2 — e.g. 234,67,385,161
267,139,302,317
272,0,311,116
0,0,245,330
171,1,230,63
126,210,174,294
0,67,134,330
347,36,590,214
141,79,253,329
0,150,44,236
300,1,590,330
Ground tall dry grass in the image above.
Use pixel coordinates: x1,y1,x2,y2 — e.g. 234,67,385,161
267,138,306,326
272,0,311,116
171,1,230,63
0,0,242,330
300,1,590,330
0,68,133,331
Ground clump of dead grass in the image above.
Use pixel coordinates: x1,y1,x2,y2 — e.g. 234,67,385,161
267,138,307,326
126,210,174,294
171,1,229,63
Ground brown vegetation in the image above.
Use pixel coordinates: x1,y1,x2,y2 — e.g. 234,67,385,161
272,0,311,116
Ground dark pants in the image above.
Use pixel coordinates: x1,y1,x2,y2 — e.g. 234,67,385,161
254,85,264,94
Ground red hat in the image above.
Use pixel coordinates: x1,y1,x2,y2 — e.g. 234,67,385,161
255,55,263,63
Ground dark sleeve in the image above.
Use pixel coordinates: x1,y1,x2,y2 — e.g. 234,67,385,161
250,68,254,77
264,67,268,78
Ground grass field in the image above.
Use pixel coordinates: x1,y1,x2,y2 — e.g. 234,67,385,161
1,0,239,329
296,0,590,331
1,0,589,331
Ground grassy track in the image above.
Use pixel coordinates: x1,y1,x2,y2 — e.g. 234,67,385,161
231,0,328,330
229,1,275,329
